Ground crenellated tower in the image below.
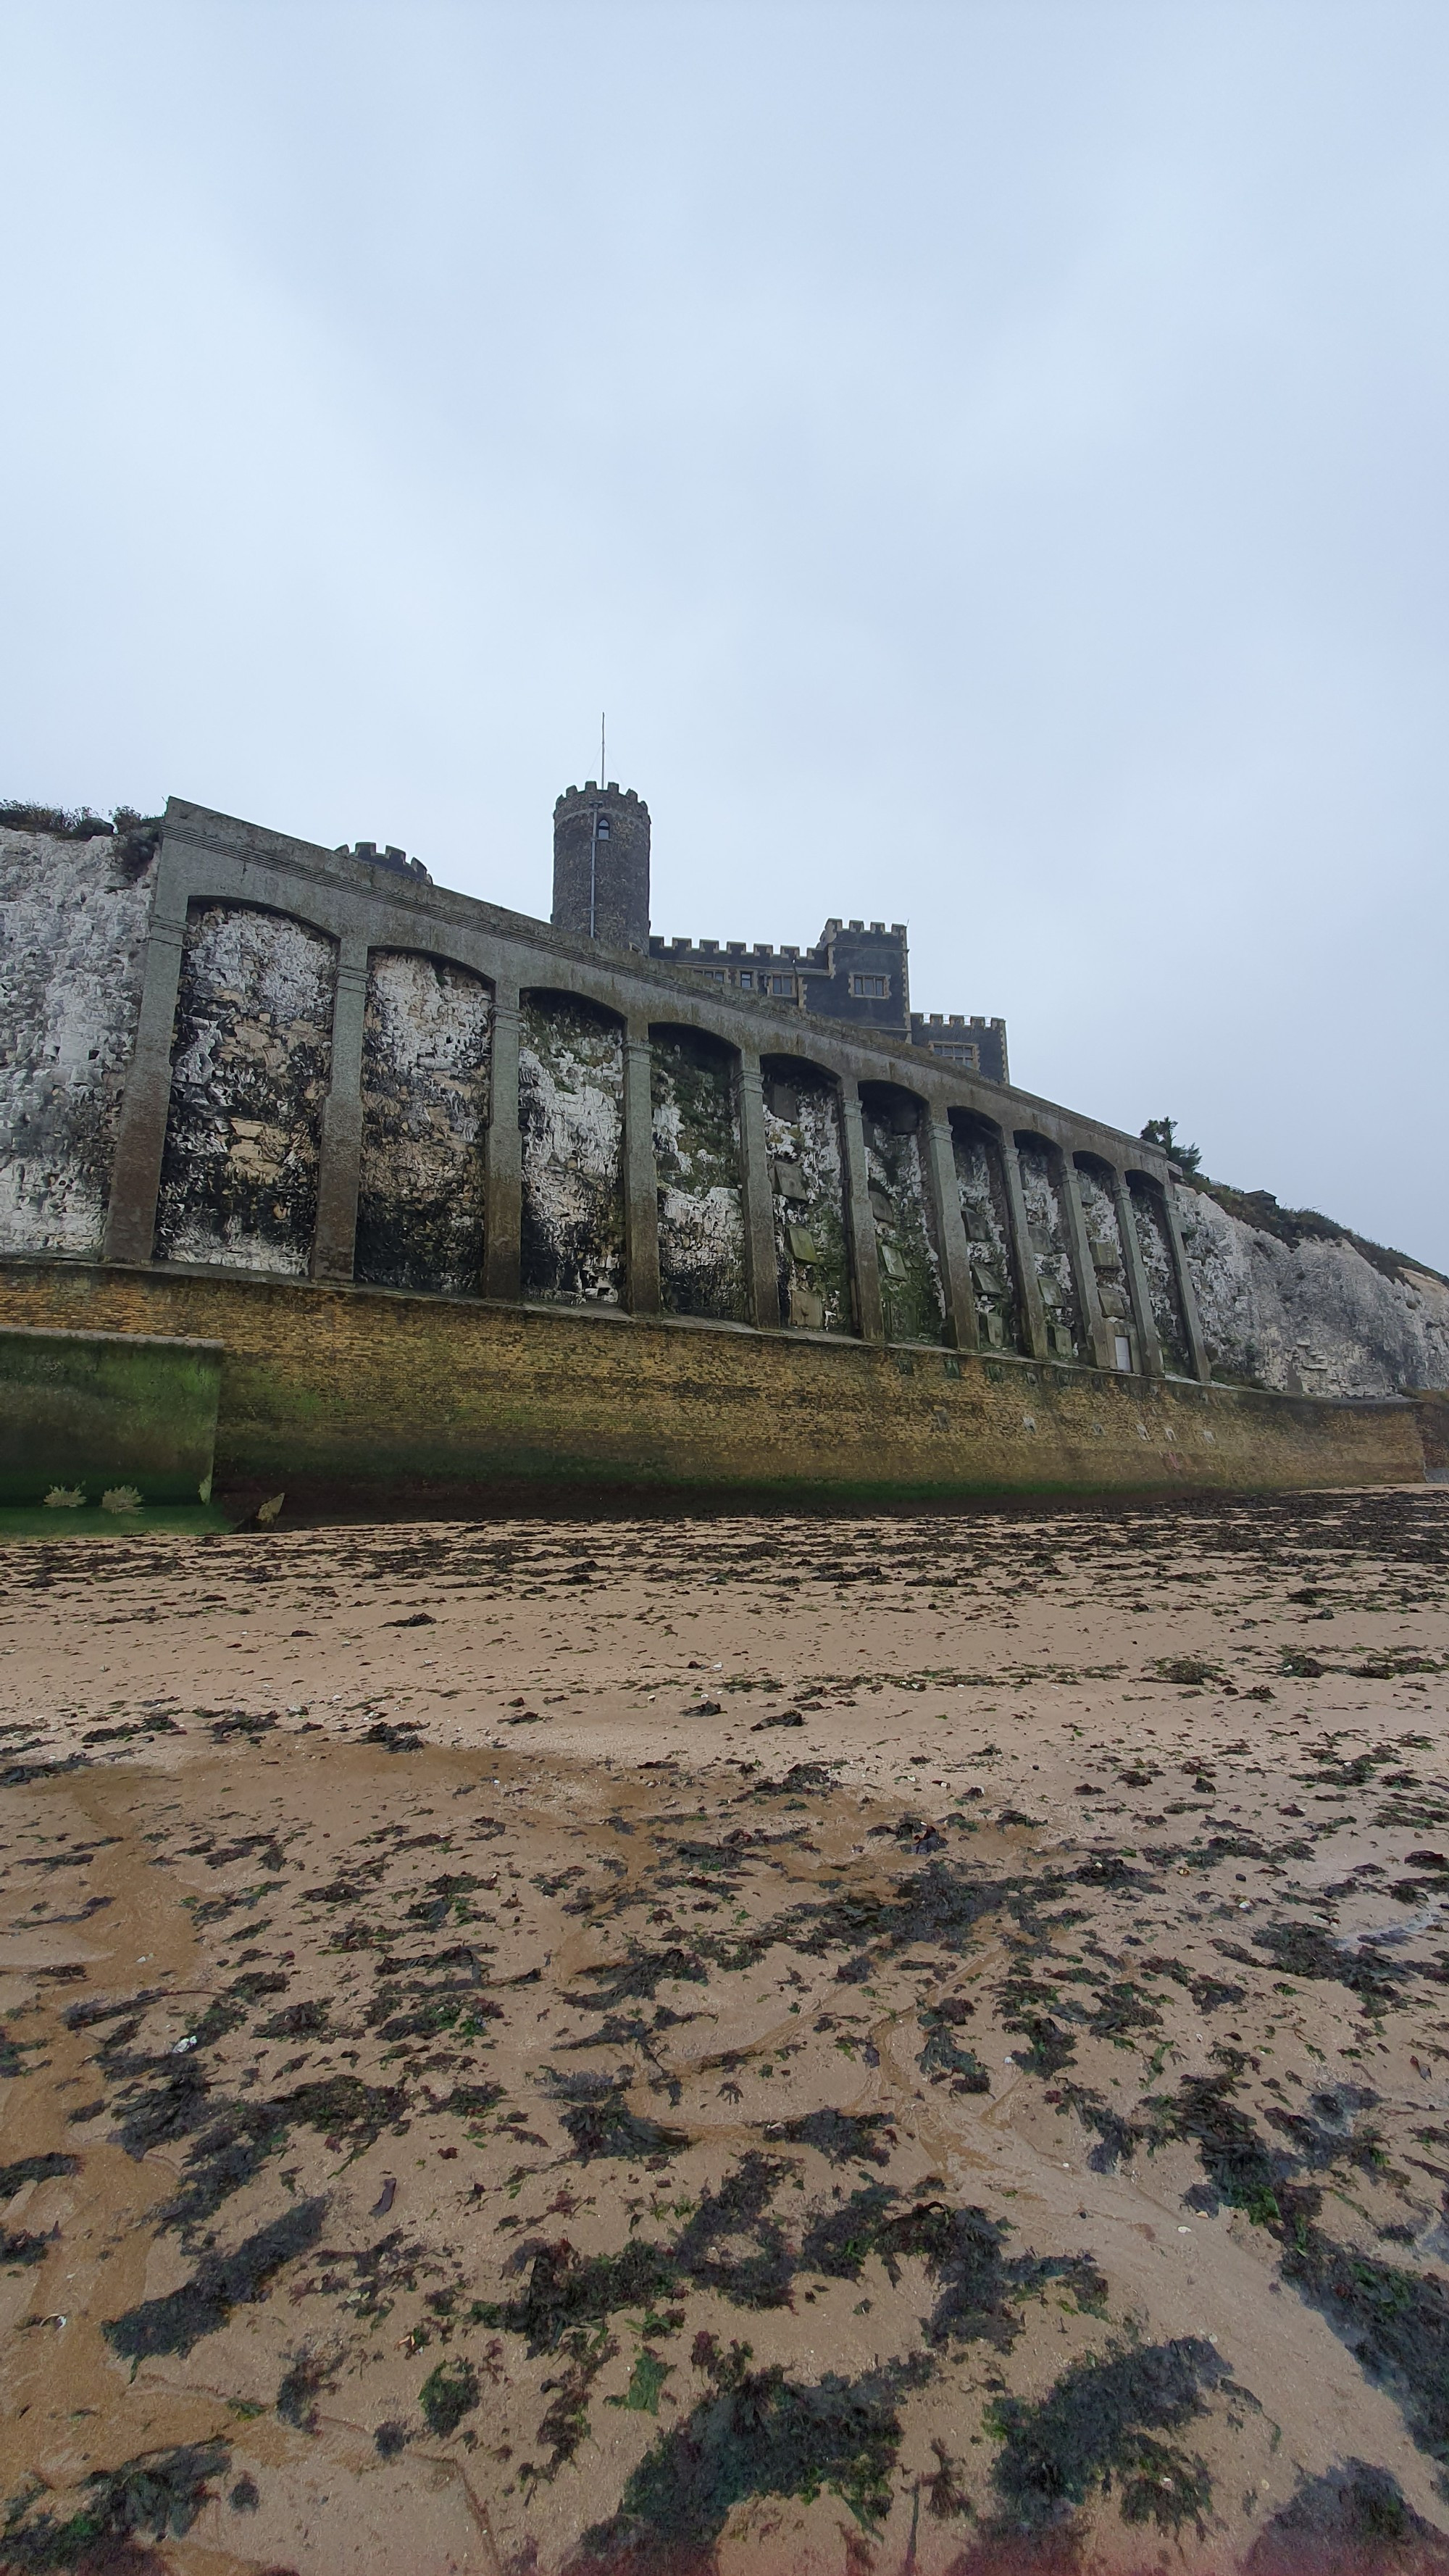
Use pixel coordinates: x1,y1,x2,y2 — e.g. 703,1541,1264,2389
551,783,651,953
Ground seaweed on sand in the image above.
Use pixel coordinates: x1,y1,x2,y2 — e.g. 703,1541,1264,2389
1279,2227,1449,2472
763,2109,893,2164
477,2238,680,2357
671,2153,796,2308
1,2441,231,2570
546,2071,689,2164
1243,2461,1449,2575
800,2192,1105,2348
0,2154,78,2196
419,2356,479,2437
522,2325,619,2488
572,1945,711,2012
1144,2074,1289,2226
569,2348,929,2575
918,2002,992,2096
985,2337,1233,2535
104,2197,325,2360
155,2076,408,2234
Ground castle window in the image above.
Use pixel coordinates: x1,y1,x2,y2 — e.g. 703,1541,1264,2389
594,813,610,838
769,974,795,997
929,1041,978,1067
698,969,725,985
737,970,753,989
852,974,888,998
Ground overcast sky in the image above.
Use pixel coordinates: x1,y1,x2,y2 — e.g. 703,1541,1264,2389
4,1,1446,1264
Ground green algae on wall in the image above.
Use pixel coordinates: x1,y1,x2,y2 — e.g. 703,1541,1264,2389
952,1118,1024,1354
861,1085,945,1348
650,1028,748,1322
519,993,625,1307
0,1323,220,1504
762,1059,851,1334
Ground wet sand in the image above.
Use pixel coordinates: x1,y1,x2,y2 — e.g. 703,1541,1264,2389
1,1488,1448,2575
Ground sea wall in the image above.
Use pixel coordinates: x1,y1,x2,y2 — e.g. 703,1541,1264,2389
1,804,1443,1490
0,1321,221,1505
1177,1185,1449,1398
0,1259,1427,1502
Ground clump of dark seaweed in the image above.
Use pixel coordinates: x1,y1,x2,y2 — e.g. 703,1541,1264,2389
670,2152,795,2308
1144,2074,1289,2225
918,2001,992,2096
1252,1920,1410,2007
985,2337,1232,2535
1279,2229,1449,2469
1049,2085,1149,2175
419,2356,479,2437
478,2238,680,2357
522,2325,619,2489
800,2191,1104,2348
764,2109,893,2164
104,2198,325,2359
572,1943,710,2011
0,2154,78,2196
1,2440,230,2569
569,2344,928,2572
546,2070,688,2164
1243,2459,1449,2574
276,2346,330,2432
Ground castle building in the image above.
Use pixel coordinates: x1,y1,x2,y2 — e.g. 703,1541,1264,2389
551,781,1009,1080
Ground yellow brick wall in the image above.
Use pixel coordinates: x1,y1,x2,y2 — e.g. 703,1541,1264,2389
0,1259,1427,1500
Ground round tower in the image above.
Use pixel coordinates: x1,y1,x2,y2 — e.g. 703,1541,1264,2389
551,783,650,953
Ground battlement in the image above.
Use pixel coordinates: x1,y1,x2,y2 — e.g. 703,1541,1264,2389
554,783,648,813
909,1009,1009,1083
335,841,433,885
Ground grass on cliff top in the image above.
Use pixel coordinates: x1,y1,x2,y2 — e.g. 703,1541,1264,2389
1186,1175,1448,1293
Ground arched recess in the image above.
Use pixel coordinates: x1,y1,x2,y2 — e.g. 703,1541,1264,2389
1074,1154,1135,1371
859,1082,945,1345
1127,1170,1193,1373
951,1112,1024,1354
649,1024,747,1322
761,1055,851,1333
154,901,336,1275
519,989,625,1306
1014,1130,1085,1361
355,951,493,1296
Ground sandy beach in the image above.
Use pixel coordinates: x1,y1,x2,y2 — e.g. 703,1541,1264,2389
2,1488,1448,2574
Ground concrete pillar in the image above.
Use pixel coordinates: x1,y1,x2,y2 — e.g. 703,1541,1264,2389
103,907,188,1264
925,1116,977,1353
311,938,369,1282
1113,1168,1164,1377
737,1049,781,1330
998,1132,1049,1362
482,984,522,1302
623,1025,661,1315
1057,1153,1112,1370
840,1081,884,1342
1161,1178,1214,1385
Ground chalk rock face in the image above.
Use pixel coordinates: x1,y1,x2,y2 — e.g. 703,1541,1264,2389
0,825,156,1257
1176,1183,1449,1397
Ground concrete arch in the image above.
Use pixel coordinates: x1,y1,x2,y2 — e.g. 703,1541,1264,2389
153,899,339,1278
648,1022,748,1323
759,1051,853,1336
858,1078,945,1346
517,989,627,1309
